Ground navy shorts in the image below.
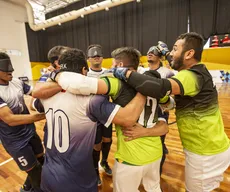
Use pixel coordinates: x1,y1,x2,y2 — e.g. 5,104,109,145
94,123,112,144
10,132,44,171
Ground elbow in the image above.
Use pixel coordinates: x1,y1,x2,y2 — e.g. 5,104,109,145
32,89,40,98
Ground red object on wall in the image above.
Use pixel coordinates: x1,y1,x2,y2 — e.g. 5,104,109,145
210,35,219,48
222,34,230,44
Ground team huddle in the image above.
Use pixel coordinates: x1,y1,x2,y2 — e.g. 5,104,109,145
0,32,229,192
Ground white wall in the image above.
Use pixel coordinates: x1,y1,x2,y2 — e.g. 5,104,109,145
0,1,32,79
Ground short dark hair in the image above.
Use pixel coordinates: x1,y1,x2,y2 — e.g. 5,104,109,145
47,45,70,64
177,32,204,61
87,44,102,52
0,52,10,60
58,48,88,74
111,47,141,70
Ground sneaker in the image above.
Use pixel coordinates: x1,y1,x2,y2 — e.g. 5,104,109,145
100,161,112,176
20,186,32,192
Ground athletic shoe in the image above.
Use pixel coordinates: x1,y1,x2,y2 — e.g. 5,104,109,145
20,186,32,192
100,161,112,176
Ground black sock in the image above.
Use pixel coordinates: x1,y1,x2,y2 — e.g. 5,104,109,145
93,149,100,170
23,175,32,190
101,141,112,163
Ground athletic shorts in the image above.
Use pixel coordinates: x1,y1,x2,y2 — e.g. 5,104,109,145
9,132,44,171
184,147,230,192
94,122,112,144
113,158,161,192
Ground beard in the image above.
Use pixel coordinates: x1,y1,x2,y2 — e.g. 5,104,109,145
147,60,154,64
171,52,185,70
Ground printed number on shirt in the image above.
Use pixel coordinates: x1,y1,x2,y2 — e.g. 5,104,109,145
18,156,28,167
138,97,157,128
46,108,70,153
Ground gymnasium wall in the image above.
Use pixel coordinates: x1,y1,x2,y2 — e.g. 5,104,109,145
0,1,32,80
31,47,230,81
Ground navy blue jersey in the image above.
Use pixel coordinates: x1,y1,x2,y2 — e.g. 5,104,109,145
0,78,35,153
34,92,120,192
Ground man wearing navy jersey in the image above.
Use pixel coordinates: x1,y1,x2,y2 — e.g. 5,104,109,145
32,48,145,192
87,44,113,186
0,52,45,192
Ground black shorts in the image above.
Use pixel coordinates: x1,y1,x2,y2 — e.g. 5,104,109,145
10,132,44,171
94,123,112,144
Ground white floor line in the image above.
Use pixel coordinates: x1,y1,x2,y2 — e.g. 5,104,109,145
0,157,13,167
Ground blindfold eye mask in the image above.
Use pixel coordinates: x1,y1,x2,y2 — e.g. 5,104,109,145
0,59,14,72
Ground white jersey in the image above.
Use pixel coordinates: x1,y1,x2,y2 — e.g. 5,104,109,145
87,68,106,78
156,66,175,78
33,93,119,192
137,66,174,78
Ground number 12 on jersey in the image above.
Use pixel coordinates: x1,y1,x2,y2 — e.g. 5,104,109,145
46,108,70,153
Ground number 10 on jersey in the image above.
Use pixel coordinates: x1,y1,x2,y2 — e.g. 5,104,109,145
46,108,70,153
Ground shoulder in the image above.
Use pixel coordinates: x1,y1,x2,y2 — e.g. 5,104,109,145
10,78,23,88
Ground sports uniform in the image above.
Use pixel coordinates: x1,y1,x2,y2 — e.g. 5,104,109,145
33,92,120,192
171,64,230,191
0,78,43,171
101,73,165,192
113,63,230,192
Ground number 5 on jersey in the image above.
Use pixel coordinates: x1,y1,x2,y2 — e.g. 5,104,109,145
46,108,70,153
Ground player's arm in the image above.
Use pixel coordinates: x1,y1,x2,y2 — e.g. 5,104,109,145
87,93,146,128
33,72,109,99
112,93,145,127
31,73,62,99
0,100,45,127
32,81,62,99
118,69,180,98
121,106,168,141
122,121,168,141
54,72,108,95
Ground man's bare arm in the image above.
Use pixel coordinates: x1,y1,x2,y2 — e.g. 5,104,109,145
122,121,168,141
0,106,45,126
32,81,62,99
111,93,146,128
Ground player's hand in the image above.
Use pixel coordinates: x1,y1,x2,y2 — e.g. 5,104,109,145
157,41,170,56
122,123,148,141
47,65,56,73
49,69,61,82
112,67,129,81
